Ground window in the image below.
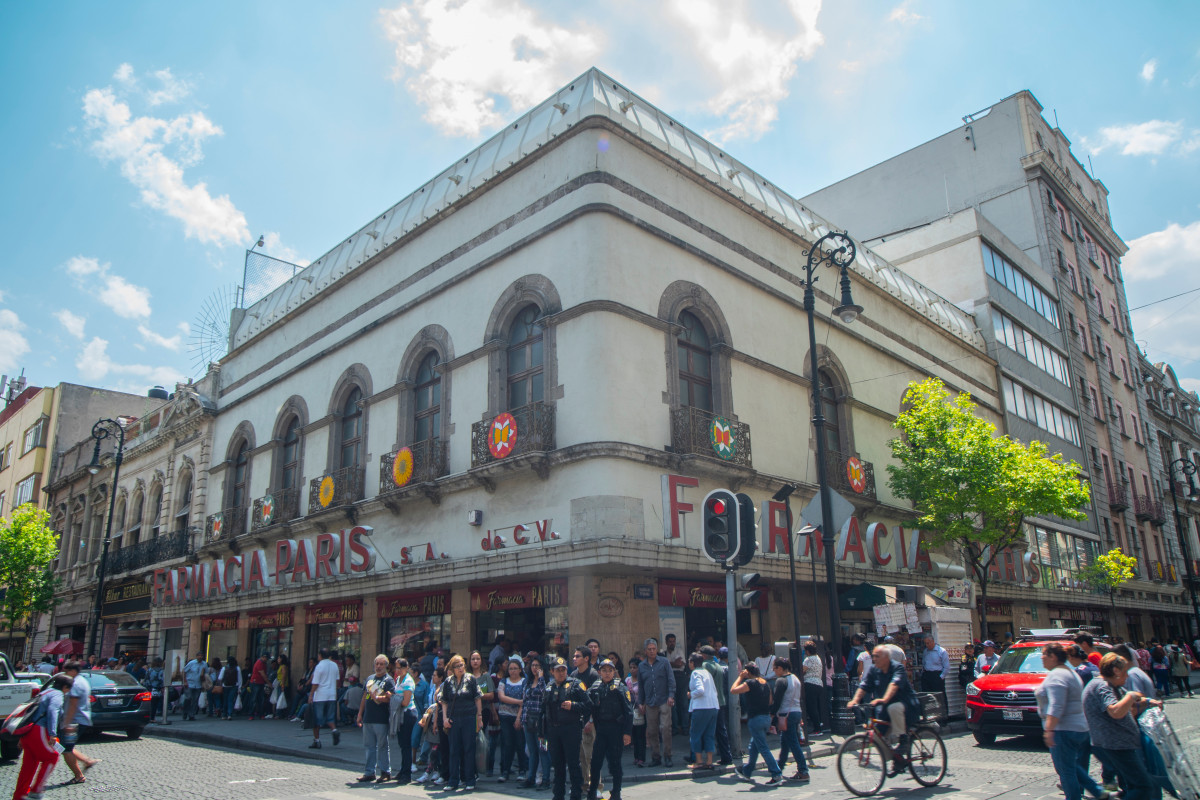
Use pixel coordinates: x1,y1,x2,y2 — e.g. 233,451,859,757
22,419,46,454
128,492,144,544
1104,345,1115,373
233,441,250,506
992,311,1071,385
413,352,442,443
1068,265,1078,293
1111,304,1120,332
1056,204,1068,233
1132,413,1141,443
1078,323,1089,355
506,305,544,410
280,417,301,490
1089,385,1100,418
676,310,713,411
982,242,1060,328
13,475,35,507
148,485,163,538
174,472,192,533
0,443,9,471
0,491,4,515
1002,377,1081,445
1116,403,1126,435
1120,357,1130,385
819,370,843,453
339,389,363,469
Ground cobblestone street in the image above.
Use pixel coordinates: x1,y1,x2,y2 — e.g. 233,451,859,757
5,693,1199,800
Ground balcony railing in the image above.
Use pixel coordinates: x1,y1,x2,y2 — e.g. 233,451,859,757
380,439,449,492
1151,561,1165,582
205,507,246,543
109,529,193,574
471,401,556,468
1133,495,1166,525
251,487,300,531
1107,482,1130,512
826,448,877,502
669,406,753,468
308,466,365,514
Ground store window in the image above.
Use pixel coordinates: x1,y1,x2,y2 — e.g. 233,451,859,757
379,591,451,663
248,608,294,662
306,602,362,667
202,614,240,661
471,580,569,658
658,579,763,649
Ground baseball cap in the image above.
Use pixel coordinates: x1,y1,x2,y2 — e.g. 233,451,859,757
982,640,996,648
548,656,568,670
718,647,729,657
599,658,616,669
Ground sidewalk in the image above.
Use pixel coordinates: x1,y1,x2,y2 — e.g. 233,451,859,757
144,715,841,782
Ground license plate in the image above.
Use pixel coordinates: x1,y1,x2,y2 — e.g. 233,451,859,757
1002,709,1023,721
104,698,124,707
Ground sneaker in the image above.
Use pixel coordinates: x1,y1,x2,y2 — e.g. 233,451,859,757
309,741,322,749
416,773,431,784
498,776,507,783
790,772,810,783
765,775,783,786
332,729,341,746
433,775,446,786
465,784,476,791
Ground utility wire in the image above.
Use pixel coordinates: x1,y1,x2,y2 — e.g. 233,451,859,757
1129,287,1200,312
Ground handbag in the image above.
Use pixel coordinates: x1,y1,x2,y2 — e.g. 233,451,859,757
213,684,224,695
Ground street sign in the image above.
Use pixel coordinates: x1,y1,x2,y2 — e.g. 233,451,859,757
800,490,855,535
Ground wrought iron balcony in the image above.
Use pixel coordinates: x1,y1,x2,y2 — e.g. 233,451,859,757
1133,495,1166,525
1106,482,1130,512
826,448,877,502
669,406,752,468
471,401,556,468
251,487,300,531
205,507,246,543
1150,561,1165,582
109,529,193,574
308,466,365,514
380,439,449,492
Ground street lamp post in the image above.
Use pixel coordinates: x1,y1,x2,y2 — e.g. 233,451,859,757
801,230,863,736
772,485,801,654
1167,457,1200,639
85,418,126,659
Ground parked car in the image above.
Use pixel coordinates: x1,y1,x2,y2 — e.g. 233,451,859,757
0,653,42,759
77,670,153,739
965,628,1109,746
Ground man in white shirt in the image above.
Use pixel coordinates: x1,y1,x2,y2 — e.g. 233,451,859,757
855,641,875,679
309,648,342,749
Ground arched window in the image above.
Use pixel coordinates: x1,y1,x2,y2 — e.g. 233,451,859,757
128,491,144,545
507,305,544,410
414,353,442,443
232,442,250,507
280,417,301,490
174,471,192,533
819,370,843,453
148,484,163,538
339,388,363,469
677,311,713,411
112,497,126,544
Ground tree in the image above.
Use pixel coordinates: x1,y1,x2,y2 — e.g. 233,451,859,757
887,378,1091,639
1078,547,1138,611
0,504,61,659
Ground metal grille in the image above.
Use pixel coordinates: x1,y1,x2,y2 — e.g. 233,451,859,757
241,250,304,308
471,402,556,468
251,487,300,531
109,530,192,574
205,508,246,542
380,439,449,491
1107,483,1130,511
669,406,753,468
980,690,1036,706
308,467,365,513
826,448,876,501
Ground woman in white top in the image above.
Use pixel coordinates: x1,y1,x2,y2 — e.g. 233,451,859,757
801,642,825,736
687,652,719,770
771,659,809,781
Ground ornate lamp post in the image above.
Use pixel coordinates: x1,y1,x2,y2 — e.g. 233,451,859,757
801,230,863,735
1167,456,1200,638
85,418,126,659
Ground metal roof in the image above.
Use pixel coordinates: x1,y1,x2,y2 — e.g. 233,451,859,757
232,67,984,351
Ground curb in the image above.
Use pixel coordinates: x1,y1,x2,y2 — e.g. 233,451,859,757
144,724,359,766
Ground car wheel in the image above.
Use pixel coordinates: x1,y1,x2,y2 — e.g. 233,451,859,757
972,731,996,746
127,727,143,740
1,738,19,760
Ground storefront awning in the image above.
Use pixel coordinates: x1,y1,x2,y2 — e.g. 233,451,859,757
840,582,891,611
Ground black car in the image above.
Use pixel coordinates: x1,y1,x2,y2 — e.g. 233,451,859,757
74,670,153,738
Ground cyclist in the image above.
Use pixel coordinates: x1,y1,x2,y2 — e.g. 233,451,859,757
846,644,922,777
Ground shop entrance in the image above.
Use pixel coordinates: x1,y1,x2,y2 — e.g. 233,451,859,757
470,580,569,661
379,591,451,663
248,608,295,662
202,614,239,661
305,601,363,666
682,607,752,651
658,579,766,658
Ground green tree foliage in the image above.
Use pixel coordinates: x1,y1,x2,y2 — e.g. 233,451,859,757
888,378,1092,638
0,504,61,657
1078,547,1138,610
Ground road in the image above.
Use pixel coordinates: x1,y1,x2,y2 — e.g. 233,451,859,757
3,697,1198,800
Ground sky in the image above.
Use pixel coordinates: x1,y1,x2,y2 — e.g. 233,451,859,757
1,1,1198,398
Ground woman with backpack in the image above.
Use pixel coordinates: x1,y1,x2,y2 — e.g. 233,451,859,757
1169,646,1194,698
1150,646,1171,698
220,656,243,719
11,673,72,800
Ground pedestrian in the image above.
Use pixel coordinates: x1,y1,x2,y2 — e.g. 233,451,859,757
1136,643,1152,673
146,656,166,718
206,656,221,717
182,651,205,721
755,643,777,688
309,648,342,749
490,636,510,673
1074,633,1103,667
58,661,98,784
1082,653,1163,800
416,666,449,786
12,672,71,800
1113,645,1156,698
847,643,921,778
391,657,418,784
274,654,290,718
698,645,733,764
663,633,687,734
542,655,591,800
856,639,876,681
771,658,809,781
497,655,529,781
357,654,395,783
419,641,439,683
801,642,825,736
220,656,242,719
686,652,718,772
605,652,625,683
468,650,498,778
1149,646,1171,698
518,655,550,789
636,638,675,767
624,658,646,768
441,654,482,791
1035,643,1111,800
919,634,950,712
975,641,1000,678
1168,646,1193,697
587,658,632,800
958,643,975,690
572,647,601,794
731,664,783,785
1067,647,1099,687
249,652,270,720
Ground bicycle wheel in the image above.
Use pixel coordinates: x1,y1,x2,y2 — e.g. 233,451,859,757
907,726,947,786
837,733,887,796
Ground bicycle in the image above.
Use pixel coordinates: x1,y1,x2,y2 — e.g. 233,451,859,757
836,710,947,796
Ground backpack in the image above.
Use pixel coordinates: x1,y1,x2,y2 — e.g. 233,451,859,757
3,695,47,738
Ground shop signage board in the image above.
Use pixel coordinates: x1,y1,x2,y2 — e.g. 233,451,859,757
469,580,567,611
306,601,363,624
247,608,294,628
202,614,239,632
379,591,450,617
102,580,152,618
658,579,768,610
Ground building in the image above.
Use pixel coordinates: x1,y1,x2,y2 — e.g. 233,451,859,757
144,68,1000,682
44,373,216,662
803,90,1187,640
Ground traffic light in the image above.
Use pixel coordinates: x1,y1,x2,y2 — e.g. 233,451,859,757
737,572,764,609
701,489,740,564
735,492,757,566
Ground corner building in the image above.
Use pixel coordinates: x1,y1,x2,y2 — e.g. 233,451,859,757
152,69,1000,677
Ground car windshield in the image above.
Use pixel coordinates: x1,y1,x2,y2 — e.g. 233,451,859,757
990,647,1047,675
86,671,141,689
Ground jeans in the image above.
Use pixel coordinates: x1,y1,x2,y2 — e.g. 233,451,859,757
743,715,781,778
364,722,391,775
397,708,417,780
778,711,807,773
249,683,266,717
525,723,550,784
499,714,527,776
224,687,238,718
1153,669,1171,697
1049,729,1104,800
184,687,201,719
631,723,646,763
447,718,477,787
714,704,731,762
689,708,717,754
1091,746,1162,800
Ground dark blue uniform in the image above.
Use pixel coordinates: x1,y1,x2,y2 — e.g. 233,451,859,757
542,674,592,800
588,677,633,800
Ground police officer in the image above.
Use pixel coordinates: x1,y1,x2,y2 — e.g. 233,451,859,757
542,655,592,800
588,659,632,800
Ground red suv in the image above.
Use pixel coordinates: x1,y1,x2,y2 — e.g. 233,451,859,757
965,629,1108,746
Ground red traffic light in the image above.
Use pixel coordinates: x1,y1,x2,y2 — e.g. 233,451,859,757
708,498,727,515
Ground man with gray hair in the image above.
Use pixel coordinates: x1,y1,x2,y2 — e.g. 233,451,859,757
635,637,675,767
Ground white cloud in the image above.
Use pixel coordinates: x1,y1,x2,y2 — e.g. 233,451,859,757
55,310,87,340
146,68,192,106
137,322,187,351
1084,120,1183,156
0,309,30,374
114,63,134,83
666,0,823,142
1124,220,1200,283
380,0,602,139
1127,220,1200,384
75,336,184,390
889,2,923,24
81,66,249,247
65,255,103,277
261,231,310,267
1140,59,1158,83
63,256,153,319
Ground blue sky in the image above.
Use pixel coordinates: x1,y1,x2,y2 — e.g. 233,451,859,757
1,1,1198,396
